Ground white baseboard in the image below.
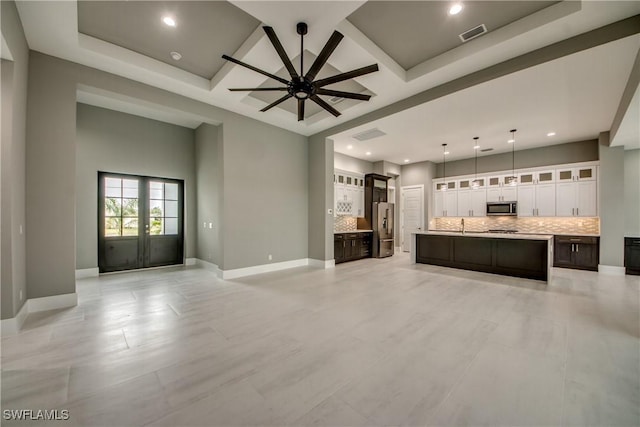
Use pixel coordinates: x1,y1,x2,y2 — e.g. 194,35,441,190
185,258,197,266
221,258,309,280
196,259,222,278
598,265,626,276
28,293,78,313
1,293,77,335
75,267,99,279
308,258,335,269
1,301,29,335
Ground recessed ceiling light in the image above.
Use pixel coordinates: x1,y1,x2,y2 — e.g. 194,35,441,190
365,152,372,156
347,145,353,150
404,159,410,163
449,3,463,15
170,51,182,61
547,132,556,137
473,145,480,149
162,16,176,27
508,139,515,143
444,151,450,155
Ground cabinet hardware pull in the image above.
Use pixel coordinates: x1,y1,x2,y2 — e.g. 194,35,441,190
577,208,579,216
343,241,345,248
576,244,579,252
571,244,574,252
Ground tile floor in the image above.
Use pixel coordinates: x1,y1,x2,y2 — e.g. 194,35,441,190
1,253,639,426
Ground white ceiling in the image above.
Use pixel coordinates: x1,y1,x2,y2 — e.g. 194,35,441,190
13,1,640,162
331,34,640,164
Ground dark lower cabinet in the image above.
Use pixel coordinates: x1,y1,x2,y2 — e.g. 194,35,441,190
416,234,549,281
625,237,640,275
553,235,599,271
335,232,372,264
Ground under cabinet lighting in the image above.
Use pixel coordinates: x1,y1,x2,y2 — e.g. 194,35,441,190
365,152,372,156
404,159,410,163
347,145,353,150
547,132,556,137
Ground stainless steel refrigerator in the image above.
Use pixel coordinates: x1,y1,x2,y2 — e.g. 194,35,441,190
372,202,394,258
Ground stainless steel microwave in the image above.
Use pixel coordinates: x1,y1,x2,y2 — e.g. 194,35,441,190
486,202,517,216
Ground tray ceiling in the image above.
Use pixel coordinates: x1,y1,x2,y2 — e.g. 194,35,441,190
77,1,260,79
347,1,558,69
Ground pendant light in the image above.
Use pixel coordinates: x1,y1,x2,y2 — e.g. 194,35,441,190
506,129,518,186
471,136,480,189
441,143,448,191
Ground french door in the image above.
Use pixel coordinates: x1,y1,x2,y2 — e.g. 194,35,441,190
98,172,184,273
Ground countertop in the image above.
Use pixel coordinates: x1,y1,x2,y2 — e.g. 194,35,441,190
415,230,553,241
334,230,373,234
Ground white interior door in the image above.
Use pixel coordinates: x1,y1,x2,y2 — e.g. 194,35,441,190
401,186,424,252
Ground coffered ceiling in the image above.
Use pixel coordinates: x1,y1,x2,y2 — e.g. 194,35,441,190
11,0,640,162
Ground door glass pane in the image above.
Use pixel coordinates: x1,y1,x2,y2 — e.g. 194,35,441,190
105,217,121,236
165,200,178,217
489,177,499,186
150,217,163,235
460,180,469,188
165,218,178,235
105,198,121,216
104,177,139,237
149,199,163,217
559,170,572,180
447,182,455,189
149,181,163,200
521,174,533,183
122,218,138,236
105,179,122,197
165,183,178,200
122,198,138,217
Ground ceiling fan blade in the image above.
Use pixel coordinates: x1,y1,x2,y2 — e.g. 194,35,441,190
263,26,299,79
314,64,379,88
305,31,344,82
310,95,340,117
316,89,371,101
222,54,289,85
228,87,288,92
260,94,293,112
298,99,305,122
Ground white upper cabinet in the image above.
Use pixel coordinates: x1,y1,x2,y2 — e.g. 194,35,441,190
556,165,597,182
458,188,487,217
334,170,365,217
434,188,458,217
518,170,555,186
518,183,556,217
556,180,597,217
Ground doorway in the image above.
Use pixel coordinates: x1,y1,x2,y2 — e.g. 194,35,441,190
400,185,424,252
98,172,184,273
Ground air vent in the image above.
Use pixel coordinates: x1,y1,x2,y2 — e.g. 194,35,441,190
480,147,494,152
329,96,345,105
352,128,386,141
459,24,487,42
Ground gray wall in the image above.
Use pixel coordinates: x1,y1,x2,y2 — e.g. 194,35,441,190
1,1,29,318
598,137,625,267
195,123,223,266
400,161,437,228
75,104,197,269
334,152,373,174
309,136,333,261
25,51,308,300
434,140,599,177
624,149,640,237
220,114,308,270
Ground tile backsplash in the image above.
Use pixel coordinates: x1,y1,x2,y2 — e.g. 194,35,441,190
433,216,600,235
334,216,358,232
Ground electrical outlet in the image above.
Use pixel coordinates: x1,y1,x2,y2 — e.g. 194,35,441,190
203,222,207,228
268,254,272,261
19,290,23,300
209,223,213,229
328,209,333,215
19,225,23,235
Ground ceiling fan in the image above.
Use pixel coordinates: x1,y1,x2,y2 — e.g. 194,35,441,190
222,22,379,121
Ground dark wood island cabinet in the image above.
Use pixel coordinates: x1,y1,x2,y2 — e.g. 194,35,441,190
412,232,552,281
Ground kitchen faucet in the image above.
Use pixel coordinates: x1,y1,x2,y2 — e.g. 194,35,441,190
461,218,465,234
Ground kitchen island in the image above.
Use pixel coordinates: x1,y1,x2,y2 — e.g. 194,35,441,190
411,231,553,282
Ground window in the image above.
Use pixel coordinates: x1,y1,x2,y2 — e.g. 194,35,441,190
104,178,139,236
149,181,179,235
